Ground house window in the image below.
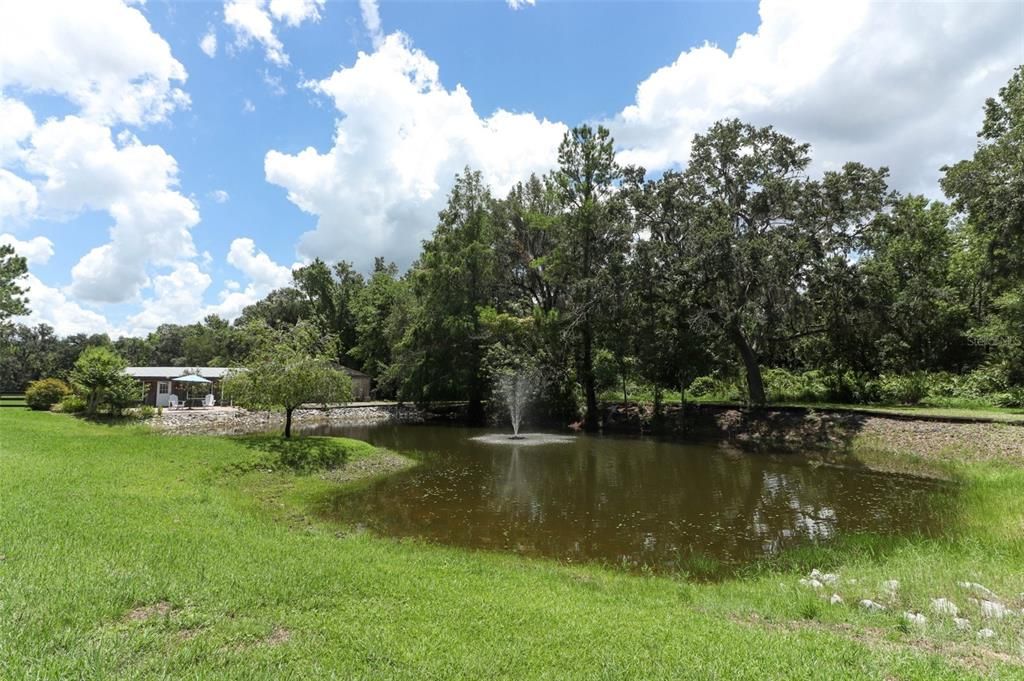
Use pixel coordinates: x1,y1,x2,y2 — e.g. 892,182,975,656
158,382,170,394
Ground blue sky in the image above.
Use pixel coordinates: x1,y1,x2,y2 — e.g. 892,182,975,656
0,0,1021,336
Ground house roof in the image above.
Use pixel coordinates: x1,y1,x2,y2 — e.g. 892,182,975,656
124,367,233,380
124,365,370,380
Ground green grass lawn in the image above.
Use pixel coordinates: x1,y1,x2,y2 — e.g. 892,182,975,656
2,410,1023,679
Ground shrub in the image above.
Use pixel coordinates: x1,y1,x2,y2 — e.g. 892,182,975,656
25,378,71,411
823,371,878,404
874,373,930,405
951,366,1008,401
138,405,156,419
687,375,718,398
991,388,1024,408
57,394,87,413
762,368,829,403
104,373,146,416
685,374,745,402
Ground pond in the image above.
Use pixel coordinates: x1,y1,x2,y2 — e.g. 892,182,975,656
301,423,955,575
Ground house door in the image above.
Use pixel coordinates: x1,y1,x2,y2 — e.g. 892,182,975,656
156,381,171,407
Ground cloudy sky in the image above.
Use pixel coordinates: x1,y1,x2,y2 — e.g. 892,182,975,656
0,0,1021,337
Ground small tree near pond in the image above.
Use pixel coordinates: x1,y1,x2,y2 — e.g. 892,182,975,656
224,341,352,438
72,347,145,416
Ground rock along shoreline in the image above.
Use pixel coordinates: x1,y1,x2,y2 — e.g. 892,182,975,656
148,404,425,436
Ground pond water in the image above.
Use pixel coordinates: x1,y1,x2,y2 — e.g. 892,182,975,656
302,423,954,575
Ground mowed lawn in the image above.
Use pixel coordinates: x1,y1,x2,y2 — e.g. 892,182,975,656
2,411,1023,679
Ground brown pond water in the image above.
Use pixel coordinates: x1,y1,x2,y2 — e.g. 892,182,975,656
302,423,955,574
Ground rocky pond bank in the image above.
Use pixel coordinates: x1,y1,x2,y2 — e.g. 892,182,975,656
601,403,1024,464
149,404,424,435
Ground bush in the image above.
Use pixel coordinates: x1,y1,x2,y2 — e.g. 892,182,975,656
104,373,146,416
57,394,87,413
873,373,930,405
991,388,1024,408
822,371,878,404
762,368,829,403
950,366,1008,401
687,376,718,398
138,405,156,419
25,378,71,411
685,374,745,402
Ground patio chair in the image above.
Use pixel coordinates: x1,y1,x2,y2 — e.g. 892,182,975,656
203,393,216,407
168,394,179,409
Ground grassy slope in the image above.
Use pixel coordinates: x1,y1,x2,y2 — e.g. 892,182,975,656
2,411,1022,679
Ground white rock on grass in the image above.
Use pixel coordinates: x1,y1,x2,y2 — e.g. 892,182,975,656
883,579,900,593
860,599,887,612
977,628,996,639
979,600,1010,619
958,581,996,599
931,598,959,617
954,617,971,630
810,569,839,586
799,578,823,589
904,612,927,626
830,594,844,605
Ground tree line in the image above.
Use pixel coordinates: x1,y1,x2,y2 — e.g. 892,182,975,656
2,67,1021,430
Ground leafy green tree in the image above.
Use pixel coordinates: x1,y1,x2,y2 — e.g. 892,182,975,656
351,259,403,386
71,347,138,414
397,169,497,422
148,324,189,365
493,174,565,314
552,125,628,429
859,196,970,371
236,287,310,330
292,260,365,365
490,174,578,417
0,244,28,322
113,336,154,366
645,120,889,404
942,66,1024,385
0,324,63,390
224,332,352,438
942,66,1024,286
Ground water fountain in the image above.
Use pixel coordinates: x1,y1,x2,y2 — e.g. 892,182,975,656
498,369,538,438
471,368,575,446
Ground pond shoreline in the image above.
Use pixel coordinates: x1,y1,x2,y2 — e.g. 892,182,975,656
147,401,1024,465
149,403,425,435
599,403,1024,464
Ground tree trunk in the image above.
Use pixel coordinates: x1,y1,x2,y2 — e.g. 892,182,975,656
728,324,766,406
284,406,294,438
581,322,599,432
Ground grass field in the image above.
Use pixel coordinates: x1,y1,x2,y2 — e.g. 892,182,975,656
2,410,1023,679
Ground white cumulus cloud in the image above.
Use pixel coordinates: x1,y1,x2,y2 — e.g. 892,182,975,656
17,274,119,337
269,0,324,26
608,0,1024,195
21,117,199,304
507,0,536,10
200,29,218,58
265,33,566,269
0,0,189,126
0,234,54,266
224,0,324,66
359,0,383,48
